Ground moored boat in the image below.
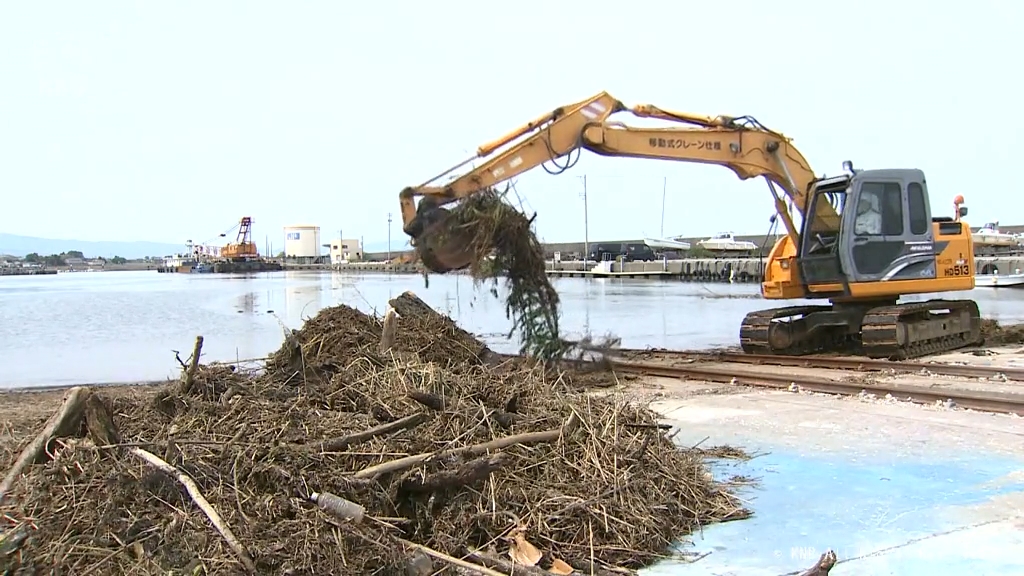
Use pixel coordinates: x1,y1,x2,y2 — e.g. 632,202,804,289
697,233,758,252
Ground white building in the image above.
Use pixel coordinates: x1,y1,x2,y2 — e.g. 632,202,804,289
329,238,363,265
283,225,321,262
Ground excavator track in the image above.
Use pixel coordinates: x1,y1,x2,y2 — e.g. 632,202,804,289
741,299,983,360
739,305,850,356
860,299,982,360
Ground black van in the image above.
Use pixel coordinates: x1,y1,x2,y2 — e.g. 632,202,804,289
620,243,656,262
587,243,621,262
587,242,656,262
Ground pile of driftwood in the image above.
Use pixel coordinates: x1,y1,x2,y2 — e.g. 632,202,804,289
0,291,836,575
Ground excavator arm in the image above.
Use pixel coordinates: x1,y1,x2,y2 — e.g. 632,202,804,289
400,91,838,272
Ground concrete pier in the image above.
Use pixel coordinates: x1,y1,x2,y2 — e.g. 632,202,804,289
325,255,1024,283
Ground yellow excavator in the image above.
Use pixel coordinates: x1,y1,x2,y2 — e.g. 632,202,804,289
398,91,982,360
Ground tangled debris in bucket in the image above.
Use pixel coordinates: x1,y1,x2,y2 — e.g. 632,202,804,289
0,293,760,575
423,189,574,362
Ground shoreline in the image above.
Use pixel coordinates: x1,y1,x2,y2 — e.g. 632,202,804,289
0,379,170,395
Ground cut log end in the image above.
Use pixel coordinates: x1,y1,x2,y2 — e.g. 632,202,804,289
84,392,121,447
179,335,205,394
380,307,398,355
399,454,506,495
387,291,493,361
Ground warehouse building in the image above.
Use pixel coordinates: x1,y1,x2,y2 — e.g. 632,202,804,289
329,239,363,265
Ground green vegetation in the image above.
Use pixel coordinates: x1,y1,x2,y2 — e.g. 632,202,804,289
24,252,69,267
20,251,127,267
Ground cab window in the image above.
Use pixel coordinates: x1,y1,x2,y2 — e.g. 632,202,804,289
855,182,903,236
908,182,928,235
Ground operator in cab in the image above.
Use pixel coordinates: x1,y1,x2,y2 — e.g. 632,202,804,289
854,189,882,235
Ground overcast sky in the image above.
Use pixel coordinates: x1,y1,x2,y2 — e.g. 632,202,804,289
1,1,1019,251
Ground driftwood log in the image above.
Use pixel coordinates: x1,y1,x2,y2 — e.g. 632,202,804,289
84,392,121,448
798,550,837,576
354,411,580,479
310,412,428,453
388,291,498,363
379,306,398,354
131,448,256,573
407,391,516,429
179,335,204,394
408,391,447,411
399,454,506,495
0,386,91,503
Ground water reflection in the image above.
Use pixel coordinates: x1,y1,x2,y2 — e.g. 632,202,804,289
2,270,1023,388
236,292,257,315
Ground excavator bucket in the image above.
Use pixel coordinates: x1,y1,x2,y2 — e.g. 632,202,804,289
411,206,475,274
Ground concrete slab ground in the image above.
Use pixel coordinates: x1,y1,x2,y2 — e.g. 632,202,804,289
639,389,1024,576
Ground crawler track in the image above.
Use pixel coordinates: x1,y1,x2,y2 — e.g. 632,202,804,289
860,299,983,360
738,305,841,356
618,350,1024,380
609,361,1024,416
738,299,983,360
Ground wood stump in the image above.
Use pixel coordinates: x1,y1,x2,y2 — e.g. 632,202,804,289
388,291,499,363
0,386,91,503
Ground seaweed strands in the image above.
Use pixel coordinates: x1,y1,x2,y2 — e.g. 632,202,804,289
0,300,762,575
432,188,568,361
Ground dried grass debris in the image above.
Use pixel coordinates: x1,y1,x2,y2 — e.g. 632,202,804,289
1,297,755,575
980,318,1024,346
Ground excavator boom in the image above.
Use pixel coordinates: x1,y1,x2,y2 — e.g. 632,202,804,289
400,91,840,272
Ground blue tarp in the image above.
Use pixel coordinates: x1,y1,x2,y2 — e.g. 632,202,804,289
643,438,1024,575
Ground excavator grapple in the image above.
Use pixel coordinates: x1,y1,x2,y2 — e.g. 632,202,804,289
405,198,475,274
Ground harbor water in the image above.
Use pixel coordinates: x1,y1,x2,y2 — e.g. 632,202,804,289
2,270,1024,388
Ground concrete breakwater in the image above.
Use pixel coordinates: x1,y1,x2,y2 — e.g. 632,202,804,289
0,268,58,276
327,256,1024,283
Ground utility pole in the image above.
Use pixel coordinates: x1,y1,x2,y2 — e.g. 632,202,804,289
579,175,589,262
387,213,392,261
661,176,667,238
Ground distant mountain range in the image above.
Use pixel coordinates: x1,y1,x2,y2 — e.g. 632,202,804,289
0,233,185,259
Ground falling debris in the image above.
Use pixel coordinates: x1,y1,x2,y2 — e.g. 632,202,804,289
421,189,569,361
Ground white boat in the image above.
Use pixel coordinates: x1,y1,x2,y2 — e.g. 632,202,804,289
972,222,1020,248
643,237,691,250
975,272,1024,288
697,232,758,252
163,252,198,269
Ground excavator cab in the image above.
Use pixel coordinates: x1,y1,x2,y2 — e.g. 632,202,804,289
746,166,979,359
798,168,944,287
